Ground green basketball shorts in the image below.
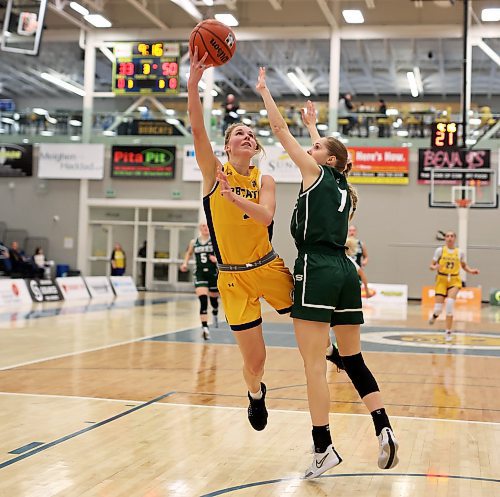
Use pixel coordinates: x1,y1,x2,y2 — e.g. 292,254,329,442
290,251,364,326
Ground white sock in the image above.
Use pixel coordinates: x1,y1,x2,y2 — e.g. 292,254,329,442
249,388,263,400
326,344,334,355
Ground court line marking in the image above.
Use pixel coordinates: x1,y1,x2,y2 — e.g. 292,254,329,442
199,473,500,497
1,392,498,426
0,390,176,470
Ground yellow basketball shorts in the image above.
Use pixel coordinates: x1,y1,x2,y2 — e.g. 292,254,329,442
435,274,462,297
218,257,294,331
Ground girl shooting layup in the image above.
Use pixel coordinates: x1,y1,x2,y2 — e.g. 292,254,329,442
188,48,294,432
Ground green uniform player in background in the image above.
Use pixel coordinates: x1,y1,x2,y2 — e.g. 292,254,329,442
181,223,219,340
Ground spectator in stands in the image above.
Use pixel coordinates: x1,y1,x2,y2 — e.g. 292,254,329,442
377,99,389,138
222,93,240,136
110,243,126,276
338,93,356,135
138,240,147,288
9,241,35,276
0,241,12,274
33,247,46,279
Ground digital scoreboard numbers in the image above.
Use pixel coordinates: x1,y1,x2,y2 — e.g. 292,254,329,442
113,42,180,95
431,122,460,149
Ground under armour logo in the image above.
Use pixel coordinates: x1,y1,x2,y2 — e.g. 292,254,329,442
243,214,250,219
225,33,235,49
228,283,234,287
295,274,303,282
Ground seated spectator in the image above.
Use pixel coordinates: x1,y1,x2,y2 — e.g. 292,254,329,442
0,241,12,274
33,247,48,279
9,241,36,277
338,93,357,135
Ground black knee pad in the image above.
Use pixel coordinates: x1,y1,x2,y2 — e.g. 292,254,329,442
342,352,379,399
209,296,219,312
198,295,208,315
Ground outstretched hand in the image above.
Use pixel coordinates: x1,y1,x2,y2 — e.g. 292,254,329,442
255,66,267,93
301,100,317,127
217,165,237,204
188,46,212,87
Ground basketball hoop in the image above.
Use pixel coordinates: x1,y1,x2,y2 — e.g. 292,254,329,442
454,198,472,209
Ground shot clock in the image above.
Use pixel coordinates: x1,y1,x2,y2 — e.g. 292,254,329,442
431,122,460,150
112,42,180,95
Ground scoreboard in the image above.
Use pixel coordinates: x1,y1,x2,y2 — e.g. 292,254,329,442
112,42,180,95
430,122,460,149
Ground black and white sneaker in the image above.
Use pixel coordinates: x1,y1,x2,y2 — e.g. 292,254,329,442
304,444,342,479
202,326,210,341
377,427,399,469
326,344,344,371
247,382,268,431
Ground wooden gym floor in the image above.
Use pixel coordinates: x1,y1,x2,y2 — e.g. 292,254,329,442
0,294,499,496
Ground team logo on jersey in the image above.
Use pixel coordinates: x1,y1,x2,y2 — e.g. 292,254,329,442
251,180,257,188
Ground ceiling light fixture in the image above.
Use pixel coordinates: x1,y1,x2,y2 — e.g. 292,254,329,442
170,0,203,21
287,71,311,97
69,1,89,16
40,72,86,96
214,14,239,26
406,71,419,98
84,14,112,28
342,10,364,24
413,66,424,93
481,8,500,22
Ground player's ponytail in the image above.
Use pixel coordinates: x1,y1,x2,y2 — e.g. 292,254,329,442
325,138,358,219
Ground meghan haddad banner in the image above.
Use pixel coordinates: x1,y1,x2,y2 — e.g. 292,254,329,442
38,144,105,179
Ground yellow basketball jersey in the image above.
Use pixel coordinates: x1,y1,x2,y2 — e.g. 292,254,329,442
438,246,460,275
203,162,273,265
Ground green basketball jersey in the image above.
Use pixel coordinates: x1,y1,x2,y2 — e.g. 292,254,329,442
193,237,216,272
291,165,351,250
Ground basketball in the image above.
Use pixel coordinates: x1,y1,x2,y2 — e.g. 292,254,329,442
189,19,236,67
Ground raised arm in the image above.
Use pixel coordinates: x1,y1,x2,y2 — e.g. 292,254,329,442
187,48,223,194
180,240,194,272
256,67,320,185
301,100,321,143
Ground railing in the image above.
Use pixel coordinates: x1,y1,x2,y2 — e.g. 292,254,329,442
0,108,498,142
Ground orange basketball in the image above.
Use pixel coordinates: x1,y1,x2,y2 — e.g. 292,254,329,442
189,19,236,67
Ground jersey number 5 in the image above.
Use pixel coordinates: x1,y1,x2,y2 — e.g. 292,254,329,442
200,253,208,263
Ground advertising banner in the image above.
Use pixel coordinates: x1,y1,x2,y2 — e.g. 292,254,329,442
26,278,63,302
0,143,33,177
38,144,105,179
418,149,491,184
84,276,115,298
109,276,138,297
348,147,409,184
183,144,224,182
182,145,409,185
111,145,175,179
364,283,408,304
421,286,482,307
118,120,184,136
56,276,90,300
0,279,32,306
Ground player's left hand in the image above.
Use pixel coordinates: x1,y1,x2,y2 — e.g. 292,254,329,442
300,100,317,127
